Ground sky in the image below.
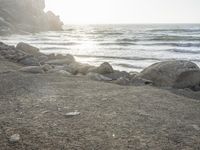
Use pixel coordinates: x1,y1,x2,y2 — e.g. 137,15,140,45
45,0,200,24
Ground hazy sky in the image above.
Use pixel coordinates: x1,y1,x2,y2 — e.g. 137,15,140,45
45,0,200,24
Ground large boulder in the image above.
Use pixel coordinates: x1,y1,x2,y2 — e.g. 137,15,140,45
138,60,199,87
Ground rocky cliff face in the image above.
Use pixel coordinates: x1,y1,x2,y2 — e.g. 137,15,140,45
0,0,63,35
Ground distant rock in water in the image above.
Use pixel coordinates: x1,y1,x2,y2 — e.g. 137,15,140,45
0,0,63,35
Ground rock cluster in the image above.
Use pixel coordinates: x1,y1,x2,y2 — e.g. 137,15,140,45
0,0,63,35
0,41,200,91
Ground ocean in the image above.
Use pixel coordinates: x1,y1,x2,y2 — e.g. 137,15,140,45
1,24,200,72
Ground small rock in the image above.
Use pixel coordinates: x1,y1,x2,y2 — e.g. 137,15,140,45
9,134,20,143
16,42,39,55
42,64,53,72
93,62,114,74
65,111,80,117
67,62,94,75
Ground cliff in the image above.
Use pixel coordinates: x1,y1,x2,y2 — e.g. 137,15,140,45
0,0,63,35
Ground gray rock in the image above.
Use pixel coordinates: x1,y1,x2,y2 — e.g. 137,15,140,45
9,134,20,143
38,55,49,64
173,70,200,89
138,60,199,87
67,62,94,75
42,64,53,72
19,66,44,74
19,56,40,66
87,72,112,81
92,62,114,75
16,42,39,55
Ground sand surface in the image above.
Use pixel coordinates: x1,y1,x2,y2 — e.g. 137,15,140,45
0,59,200,150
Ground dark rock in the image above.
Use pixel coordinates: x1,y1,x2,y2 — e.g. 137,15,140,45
19,56,40,66
130,77,153,86
173,70,200,89
138,60,199,87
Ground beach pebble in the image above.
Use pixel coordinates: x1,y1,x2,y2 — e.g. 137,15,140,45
9,134,20,143
65,111,80,117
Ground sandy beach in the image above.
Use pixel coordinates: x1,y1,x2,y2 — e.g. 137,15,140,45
0,42,200,150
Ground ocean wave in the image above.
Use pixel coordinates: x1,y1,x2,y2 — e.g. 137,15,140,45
28,42,79,46
142,42,200,47
99,42,135,46
75,54,161,61
149,35,200,41
168,49,200,54
115,38,137,42
148,28,200,33
115,63,144,69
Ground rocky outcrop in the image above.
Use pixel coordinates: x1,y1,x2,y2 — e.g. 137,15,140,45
0,0,63,35
138,60,200,88
1,42,200,91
